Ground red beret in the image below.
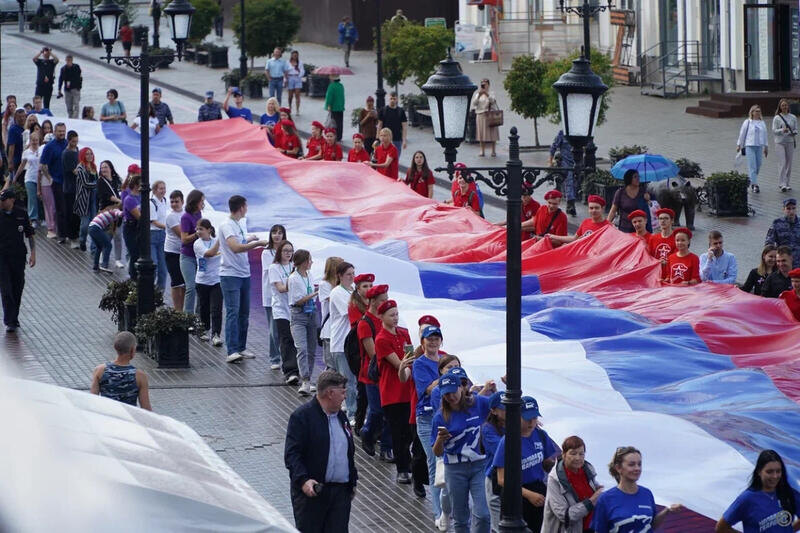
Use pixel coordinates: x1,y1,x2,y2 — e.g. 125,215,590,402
673,227,693,239
354,273,374,284
544,190,562,200
627,209,647,221
587,194,606,207
454,162,467,169
311,121,324,130
324,127,337,135
377,299,397,315
127,164,141,174
352,133,364,141
655,208,675,219
279,119,295,129
279,107,291,114
366,284,389,299
418,315,440,328
789,268,800,279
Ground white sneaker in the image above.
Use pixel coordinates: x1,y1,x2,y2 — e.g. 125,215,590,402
199,331,210,342
309,383,317,392
211,334,223,346
226,352,243,363
239,349,255,358
270,363,281,370
297,381,311,396
70,240,80,249
435,513,450,532
115,260,125,268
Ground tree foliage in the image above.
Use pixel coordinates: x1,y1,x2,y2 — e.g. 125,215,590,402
543,48,614,126
381,21,453,89
379,17,411,88
504,55,548,146
232,0,300,59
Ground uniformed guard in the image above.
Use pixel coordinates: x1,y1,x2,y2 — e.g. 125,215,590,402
0,188,35,333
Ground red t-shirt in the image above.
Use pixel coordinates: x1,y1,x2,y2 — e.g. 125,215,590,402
375,143,399,180
666,252,701,284
637,231,651,244
281,134,300,158
357,311,381,384
120,25,133,43
649,231,677,278
564,467,595,530
348,301,363,327
306,136,323,158
780,290,800,320
521,198,540,240
405,169,435,197
533,207,568,237
375,326,413,406
347,148,370,163
576,218,610,237
452,188,481,212
322,142,343,161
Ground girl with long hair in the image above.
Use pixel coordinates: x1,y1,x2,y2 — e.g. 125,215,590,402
278,120,301,158
149,180,169,292
269,240,299,384
74,147,98,251
742,244,778,295
288,249,319,395
319,256,344,369
121,174,142,280
164,190,186,310
180,189,205,312
194,218,223,347
287,50,305,116
97,160,124,267
405,151,434,198
261,224,287,370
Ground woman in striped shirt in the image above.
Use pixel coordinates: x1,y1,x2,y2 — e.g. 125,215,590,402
88,206,122,272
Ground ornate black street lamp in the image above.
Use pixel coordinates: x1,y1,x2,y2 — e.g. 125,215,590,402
238,0,247,77
94,0,194,317
151,0,161,48
422,51,573,533
374,0,386,109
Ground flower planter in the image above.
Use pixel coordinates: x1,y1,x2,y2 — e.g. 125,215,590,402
706,180,749,217
81,28,90,45
152,330,190,368
90,31,102,48
184,47,196,62
132,25,148,47
307,75,330,98
207,48,228,69
37,22,50,33
243,80,263,99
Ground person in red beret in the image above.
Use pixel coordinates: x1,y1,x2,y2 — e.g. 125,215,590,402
779,269,800,320
548,194,609,245
321,127,343,161
499,185,540,239
665,227,701,285
277,120,301,158
649,207,677,279
279,106,292,119
418,315,440,328
349,273,375,325
530,190,567,240
450,162,476,198
303,121,325,160
449,172,482,215
628,209,650,242
374,299,417,485
348,133,370,163
127,163,141,175
404,151,435,198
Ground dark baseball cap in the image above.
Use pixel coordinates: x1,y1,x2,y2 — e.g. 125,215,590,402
0,189,17,201
784,198,797,207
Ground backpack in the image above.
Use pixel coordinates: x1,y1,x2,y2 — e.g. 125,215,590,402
343,314,375,377
468,186,485,218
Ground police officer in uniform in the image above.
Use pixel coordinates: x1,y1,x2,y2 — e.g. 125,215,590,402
0,188,35,332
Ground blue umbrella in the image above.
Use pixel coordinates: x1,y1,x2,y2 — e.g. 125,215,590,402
610,154,679,183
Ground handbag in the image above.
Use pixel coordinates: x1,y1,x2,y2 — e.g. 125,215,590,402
325,112,336,130
778,114,797,148
740,120,750,155
485,109,503,128
434,458,446,488
316,314,329,347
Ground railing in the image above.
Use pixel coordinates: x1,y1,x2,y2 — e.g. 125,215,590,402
639,40,703,97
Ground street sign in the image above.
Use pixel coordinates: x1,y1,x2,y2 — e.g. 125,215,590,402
424,17,446,28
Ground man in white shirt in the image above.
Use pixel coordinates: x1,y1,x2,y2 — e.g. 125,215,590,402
219,195,267,363
329,261,356,420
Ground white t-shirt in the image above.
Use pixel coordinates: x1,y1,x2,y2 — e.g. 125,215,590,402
268,262,291,320
219,217,251,278
164,209,183,253
318,280,334,339
149,195,167,231
194,237,221,286
22,147,42,183
133,116,159,137
288,270,316,310
261,248,276,307
329,284,353,352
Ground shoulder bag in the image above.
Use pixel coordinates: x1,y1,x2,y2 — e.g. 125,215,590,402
741,120,750,155
778,114,797,148
485,99,503,128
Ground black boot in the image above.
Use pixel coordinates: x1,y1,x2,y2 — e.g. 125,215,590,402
566,199,577,216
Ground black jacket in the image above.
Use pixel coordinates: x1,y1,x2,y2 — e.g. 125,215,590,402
763,270,792,298
284,397,357,492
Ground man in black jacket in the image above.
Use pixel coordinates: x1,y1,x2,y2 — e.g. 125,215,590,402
763,245,793,298
285,370,357,532
57,55,83,118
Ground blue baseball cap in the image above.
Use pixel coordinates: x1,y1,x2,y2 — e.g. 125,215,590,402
204,90,214,98
421,325,442,339
521,396,541,420
784,198,797,207
488,391,506,410
439,373,461,394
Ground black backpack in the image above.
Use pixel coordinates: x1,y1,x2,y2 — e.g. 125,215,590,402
343,314,375,377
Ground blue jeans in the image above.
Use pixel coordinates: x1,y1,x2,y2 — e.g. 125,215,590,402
78,192,97,246
445,459,491,533
220,275,251,355
362,383,392,452
746,146,763,185
150,229,167,291
25,182,39,222
417,413,452,520
392,140,403,160
264,307,281,365
269,78,283,104
88,225,112,269
333,351,357,418
179,254,197,313
290,308,317,381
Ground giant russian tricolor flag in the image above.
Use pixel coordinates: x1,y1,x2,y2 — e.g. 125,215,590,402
68,118,800,526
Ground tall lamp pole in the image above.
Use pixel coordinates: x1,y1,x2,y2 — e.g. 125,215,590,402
374,0,385,109
17,0,24,33
151,0,161,48
558,0,613,60
422,52,581,533
238,0,247,77
94,0,195,317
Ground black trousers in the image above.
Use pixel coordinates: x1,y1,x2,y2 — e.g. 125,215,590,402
332,111,344,141
0,255,25,327
291,483,352,533
196,282,222,335
35,82,54,109
64,191,79,239
122,221,139,280
52,182,66,238
522,480,547,532
275,317,299,378
411,428,429,485
383,402,413,474
354,382,367,433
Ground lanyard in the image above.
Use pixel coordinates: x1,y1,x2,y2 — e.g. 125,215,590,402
302,273,311,294
280,263,290,278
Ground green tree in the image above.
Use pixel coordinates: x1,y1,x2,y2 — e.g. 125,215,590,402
543,48,614,127
504,55,548,146
232,0,301,63
380,17,411,88
165,0,219,44
389,24,453,88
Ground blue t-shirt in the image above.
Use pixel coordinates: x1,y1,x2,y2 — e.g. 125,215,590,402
591,486,656,533
481,422,504,477
429,385,442,417
39,138,68,184
492,428,559,484
260,112,279,126
227,106,252,122
723,488,800,533
29,108,53,117
431,395,490,464
412,356,440,417
7,124,24,165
